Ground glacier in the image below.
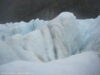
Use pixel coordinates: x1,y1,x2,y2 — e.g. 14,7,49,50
0,12,100,75
0,51,100,75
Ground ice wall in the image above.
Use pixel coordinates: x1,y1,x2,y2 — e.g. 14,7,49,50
0,12,100,65
0,19,48,40
77,16,100,52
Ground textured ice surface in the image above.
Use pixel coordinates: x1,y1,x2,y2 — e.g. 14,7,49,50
0,19,48,40
0,12,83,64
77,16,100,51
0,12,100,75
0,12,100,64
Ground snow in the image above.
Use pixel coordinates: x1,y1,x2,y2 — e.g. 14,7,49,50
0,12,100,75
0,51,100,75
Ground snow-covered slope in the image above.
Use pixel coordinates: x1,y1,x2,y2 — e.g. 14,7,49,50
0,51,100,75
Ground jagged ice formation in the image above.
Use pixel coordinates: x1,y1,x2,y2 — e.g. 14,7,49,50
0,12,100,75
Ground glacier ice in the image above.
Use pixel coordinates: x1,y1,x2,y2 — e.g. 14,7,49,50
0,51,100,75
0,12,100,63
0,12,83,64
0,12,100,75
77,16,100,51
0,19,48,40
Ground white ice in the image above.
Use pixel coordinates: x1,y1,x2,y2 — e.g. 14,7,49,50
0,51,100,75
0,12,100,75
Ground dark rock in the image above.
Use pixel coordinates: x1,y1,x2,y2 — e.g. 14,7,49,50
0,0,100,23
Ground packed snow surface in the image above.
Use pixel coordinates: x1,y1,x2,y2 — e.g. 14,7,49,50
0,51,100,75
0,12,100,75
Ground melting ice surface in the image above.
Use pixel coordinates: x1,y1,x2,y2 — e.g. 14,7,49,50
0,12,100,75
